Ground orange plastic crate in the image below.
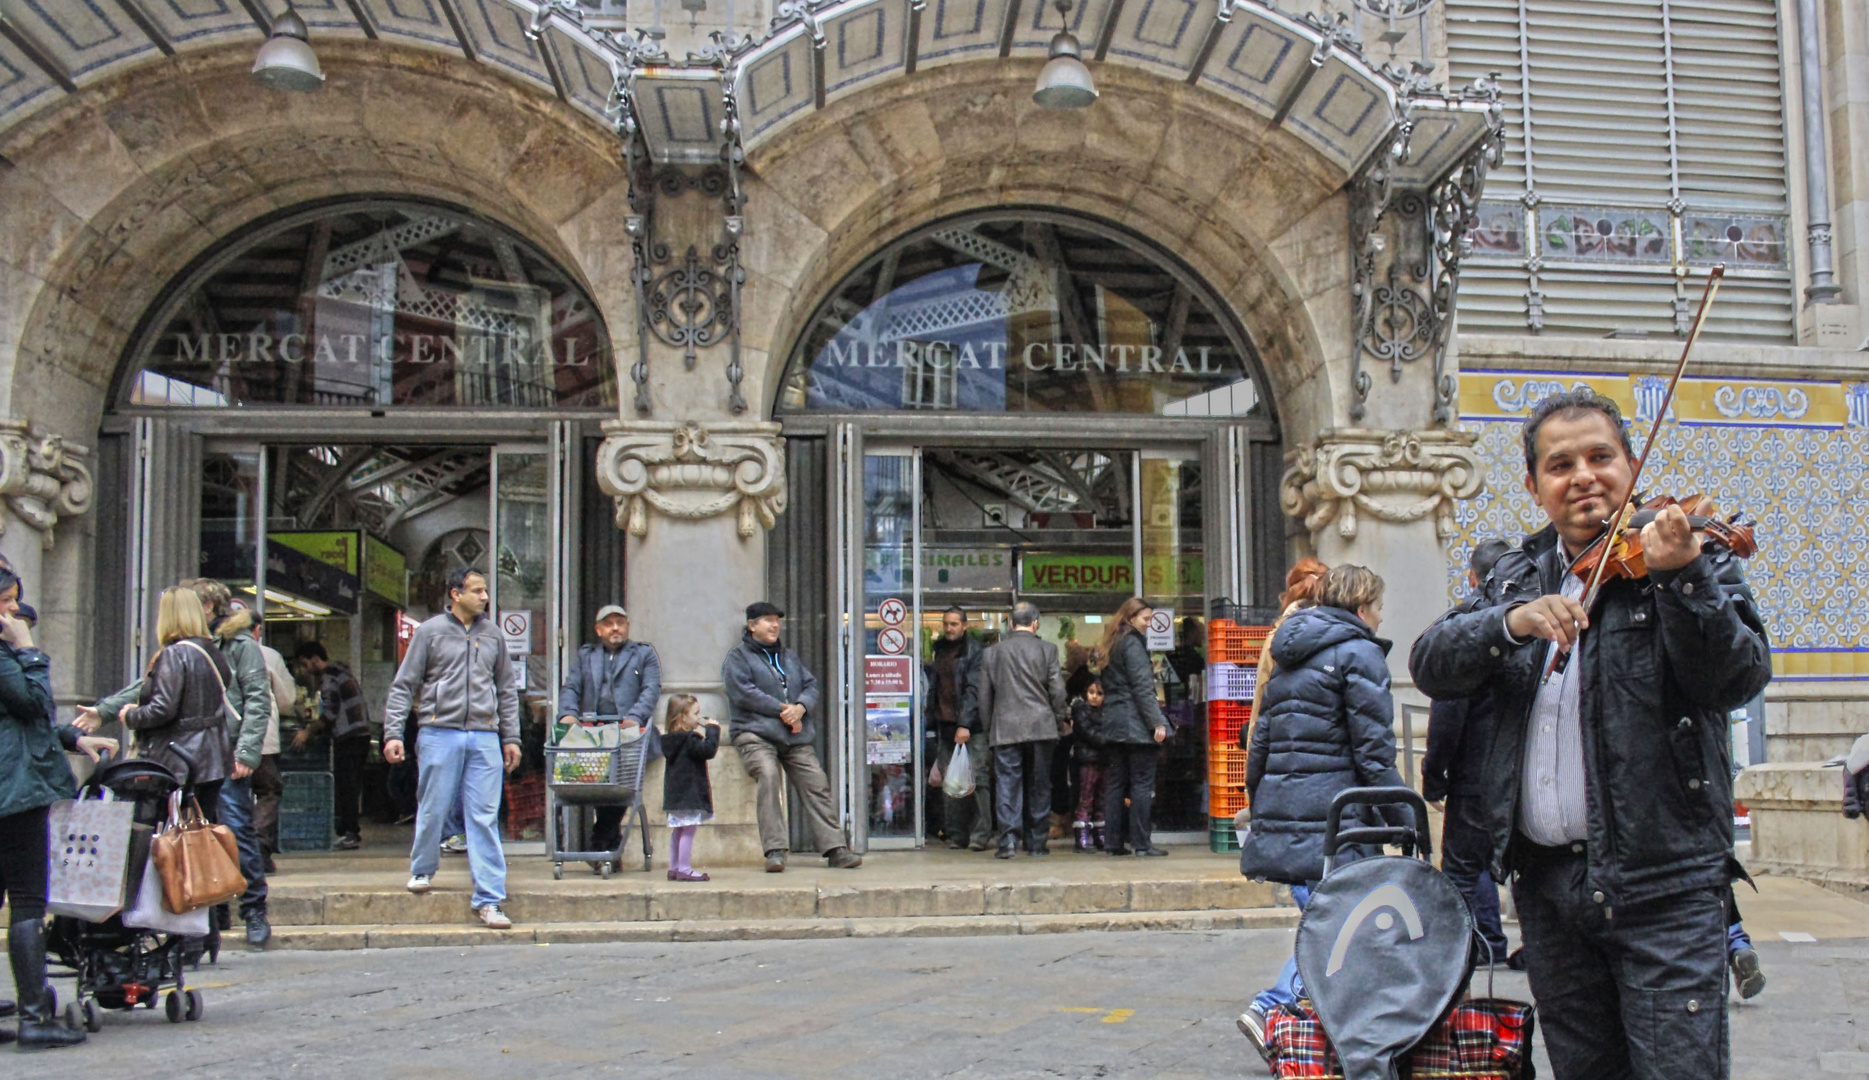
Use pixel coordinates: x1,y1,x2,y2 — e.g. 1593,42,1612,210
1210,621,1272,664
1208,746,1248,788
1210,784,1249,817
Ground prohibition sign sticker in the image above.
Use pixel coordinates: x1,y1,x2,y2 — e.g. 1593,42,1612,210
877,626,908,655
877,597,908,626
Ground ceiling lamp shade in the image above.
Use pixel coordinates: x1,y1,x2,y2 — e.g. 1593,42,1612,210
252,9,324,92
1033,0,1096,110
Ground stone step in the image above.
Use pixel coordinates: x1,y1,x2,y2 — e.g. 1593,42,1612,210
268,907,1302,951
269,876,1285,927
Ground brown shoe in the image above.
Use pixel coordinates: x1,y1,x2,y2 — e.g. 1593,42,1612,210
826,847,862,869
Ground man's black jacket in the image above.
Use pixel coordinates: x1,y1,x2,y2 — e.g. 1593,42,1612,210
1421,693,1493,805
1409,524,1771,907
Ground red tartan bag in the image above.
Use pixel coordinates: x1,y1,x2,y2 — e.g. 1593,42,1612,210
1266,999,1536,1080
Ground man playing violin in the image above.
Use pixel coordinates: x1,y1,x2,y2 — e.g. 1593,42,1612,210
1411,388,1770,1080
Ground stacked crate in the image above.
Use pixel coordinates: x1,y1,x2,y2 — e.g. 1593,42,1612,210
1207,618,1273,852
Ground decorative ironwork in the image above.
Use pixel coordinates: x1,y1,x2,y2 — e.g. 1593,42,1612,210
645,245,734,366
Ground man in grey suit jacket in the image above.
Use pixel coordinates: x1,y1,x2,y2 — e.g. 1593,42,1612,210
558,604,662,853
973,602,1068,858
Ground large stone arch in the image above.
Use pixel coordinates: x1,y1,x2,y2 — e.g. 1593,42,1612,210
730,60,1355,440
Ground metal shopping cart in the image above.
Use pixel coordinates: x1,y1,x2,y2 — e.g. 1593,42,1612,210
545,717,652,879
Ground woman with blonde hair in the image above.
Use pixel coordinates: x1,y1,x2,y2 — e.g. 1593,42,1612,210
1094,596,1170,857
120,587,235,810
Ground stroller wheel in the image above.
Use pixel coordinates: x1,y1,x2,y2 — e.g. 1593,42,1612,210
82,999,102,1033
165,991,183,1024
552,864,563,881
65,1001,85,1032
601,862,613,880
184,990,203,1023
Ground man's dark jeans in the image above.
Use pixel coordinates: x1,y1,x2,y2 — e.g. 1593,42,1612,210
333,734,371,840
1513,841,1728,1080
217,775,268,917
993,741,1055,851
1441,793,1509,962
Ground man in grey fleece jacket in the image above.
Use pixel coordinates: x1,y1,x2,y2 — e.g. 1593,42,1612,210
382,568,521,929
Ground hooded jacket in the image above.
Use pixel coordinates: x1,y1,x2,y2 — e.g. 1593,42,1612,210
1239,605,1403,885
211,610,274,770
722,632,819,747
121,637,237,787
1410,525,1771,907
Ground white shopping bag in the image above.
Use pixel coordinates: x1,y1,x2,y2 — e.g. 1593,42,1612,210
122,850,210,936
46,793,135,923
942,742,975,799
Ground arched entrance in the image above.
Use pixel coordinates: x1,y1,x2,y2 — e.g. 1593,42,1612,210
765,207,1283,849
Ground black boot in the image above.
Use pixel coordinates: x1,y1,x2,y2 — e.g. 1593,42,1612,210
10,919,86,1051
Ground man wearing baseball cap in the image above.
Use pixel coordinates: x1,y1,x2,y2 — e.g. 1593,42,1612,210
558,604,662,857
723,601,859,872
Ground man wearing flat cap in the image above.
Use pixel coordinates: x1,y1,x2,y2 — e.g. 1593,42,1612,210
723,601,860,873
559,604,662,855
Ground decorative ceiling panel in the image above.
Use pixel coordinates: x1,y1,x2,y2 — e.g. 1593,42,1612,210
541,24,616,120
1280,53,1395,173
1102,0,1207,78
0,31,55,119
1390,100,1492,187
913,0,1008,71
735,27,812,146
278,0,372,38
458,0,554,90
1004,0,1112,57
821,0,908,104
0,0,156,80
1195,9,1310,118
354,0,462,51
134,0,261,46
634,70,725,164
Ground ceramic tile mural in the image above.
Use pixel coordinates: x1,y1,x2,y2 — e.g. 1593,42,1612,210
1447,372,1869,681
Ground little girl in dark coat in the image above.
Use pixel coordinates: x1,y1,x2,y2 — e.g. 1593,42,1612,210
661,693,719,881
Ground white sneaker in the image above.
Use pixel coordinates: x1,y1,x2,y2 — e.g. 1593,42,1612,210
476,905,512,930
406,874,433,894
440,835,468,855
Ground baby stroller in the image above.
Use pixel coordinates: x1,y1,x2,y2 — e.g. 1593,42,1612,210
45,756,212,1031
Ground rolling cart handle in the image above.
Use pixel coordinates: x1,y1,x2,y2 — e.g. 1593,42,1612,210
1322,786,1434,863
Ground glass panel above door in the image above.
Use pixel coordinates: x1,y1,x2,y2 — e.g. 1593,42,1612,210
779,214,1263,417
120,200,615,410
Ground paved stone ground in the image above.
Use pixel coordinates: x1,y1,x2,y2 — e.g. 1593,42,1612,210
13,926,1867,1079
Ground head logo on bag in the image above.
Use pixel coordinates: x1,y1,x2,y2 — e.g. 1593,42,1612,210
1325,884,1425,976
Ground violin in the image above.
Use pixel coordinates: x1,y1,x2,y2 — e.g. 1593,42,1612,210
1567,493,1757,583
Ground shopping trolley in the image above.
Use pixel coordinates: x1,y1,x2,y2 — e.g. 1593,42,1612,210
545,717,653,879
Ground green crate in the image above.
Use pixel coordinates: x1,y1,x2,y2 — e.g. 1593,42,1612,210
279,771,334,853
1209,815,1241,854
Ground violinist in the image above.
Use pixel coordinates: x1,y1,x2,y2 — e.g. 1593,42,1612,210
1410,388,1770,1080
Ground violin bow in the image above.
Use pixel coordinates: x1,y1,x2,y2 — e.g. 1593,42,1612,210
1542,263,1725,684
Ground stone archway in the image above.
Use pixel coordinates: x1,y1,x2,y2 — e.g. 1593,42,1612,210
729,61,1353,442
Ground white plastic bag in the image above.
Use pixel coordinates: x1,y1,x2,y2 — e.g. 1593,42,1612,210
122,851,210,936
942,742,975,799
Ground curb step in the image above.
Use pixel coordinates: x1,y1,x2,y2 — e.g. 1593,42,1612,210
267,908,1302,950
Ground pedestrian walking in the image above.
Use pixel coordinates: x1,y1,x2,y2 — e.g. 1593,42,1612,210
1095,597,1170,857
253,618,293,874
926,607,988,850
1422,539,1514,967
558,603,662,860
382,567,522,930
972,602,1068,858
1066,674,1107,853
293,641,371,851
722,601,860,873
659,694,719,881
1235,564,1401,1060
1411,388,1772,1080
0,564,108,1050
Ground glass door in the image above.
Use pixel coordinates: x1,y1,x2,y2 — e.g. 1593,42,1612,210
490,441,560,843
859,449,923,847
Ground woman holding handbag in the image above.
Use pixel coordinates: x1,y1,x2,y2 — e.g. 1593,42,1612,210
120,588,236,816
0,564,94,1050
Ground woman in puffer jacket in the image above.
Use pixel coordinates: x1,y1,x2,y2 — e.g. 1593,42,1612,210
1235,564,1404,1058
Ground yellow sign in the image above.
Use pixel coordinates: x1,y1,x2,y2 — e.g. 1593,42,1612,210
365,535,407,607
271,531,359,575
1461,371,1851,428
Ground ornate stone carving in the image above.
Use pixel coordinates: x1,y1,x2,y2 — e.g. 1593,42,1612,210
1280,428,1482,541
596,420,785,538
0,420,94,549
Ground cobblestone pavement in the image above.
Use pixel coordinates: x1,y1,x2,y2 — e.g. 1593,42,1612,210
12,926,1867,1079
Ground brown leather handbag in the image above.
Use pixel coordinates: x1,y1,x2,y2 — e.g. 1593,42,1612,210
151,792,246,914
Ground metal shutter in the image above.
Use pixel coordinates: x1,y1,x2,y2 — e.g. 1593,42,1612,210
1670,0,1788,211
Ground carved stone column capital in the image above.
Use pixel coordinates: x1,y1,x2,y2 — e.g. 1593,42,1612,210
595,419,786,538
1280,428,1483,542
0,419,94,550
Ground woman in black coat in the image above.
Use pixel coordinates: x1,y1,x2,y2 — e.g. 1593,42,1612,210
660,694,719,881
1095,598,1170,857
1236,565,1404,1047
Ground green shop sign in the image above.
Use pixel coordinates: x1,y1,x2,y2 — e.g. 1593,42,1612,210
1021,552,1203,594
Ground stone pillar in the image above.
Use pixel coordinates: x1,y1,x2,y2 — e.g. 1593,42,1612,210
1735,762,1868,892
1278,428,1484,679
594,418,787,868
